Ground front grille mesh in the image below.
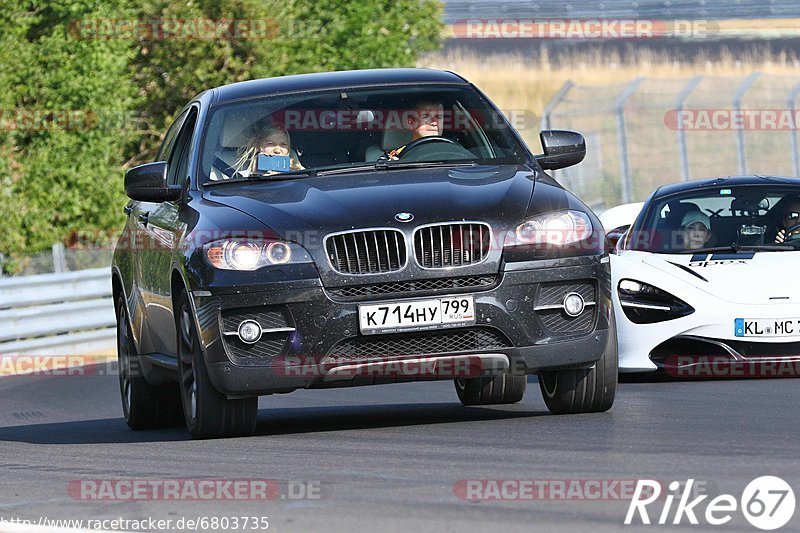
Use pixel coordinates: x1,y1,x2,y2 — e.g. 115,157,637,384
414,223,490,268
327,275,497,300
225,336,288,365
538,308,595,333
535,281,596,335
221,309,287,333
324,328,511,363
220,307,291,366
326,229,406,275
536,281,595,307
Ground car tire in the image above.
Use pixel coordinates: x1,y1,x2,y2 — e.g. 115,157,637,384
538,315,618,414
454,374,527,406
176,290,258,439
116,296,183,429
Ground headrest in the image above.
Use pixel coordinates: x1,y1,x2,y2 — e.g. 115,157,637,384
220,111,263,148
382,128,412,150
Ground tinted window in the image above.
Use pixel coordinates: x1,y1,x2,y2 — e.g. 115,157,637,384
199,84,528,183
157,109,189,162
167,110,198,187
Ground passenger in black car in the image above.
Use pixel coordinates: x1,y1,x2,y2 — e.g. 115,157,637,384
234,122,304,175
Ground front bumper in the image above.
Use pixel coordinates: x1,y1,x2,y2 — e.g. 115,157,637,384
616,299,800,372
190,256,613,397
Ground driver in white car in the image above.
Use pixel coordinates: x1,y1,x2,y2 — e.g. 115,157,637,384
386,99,444,160
679,210,713,251
774,196,800,243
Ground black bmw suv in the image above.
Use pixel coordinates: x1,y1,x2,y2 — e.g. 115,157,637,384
112,68,617,439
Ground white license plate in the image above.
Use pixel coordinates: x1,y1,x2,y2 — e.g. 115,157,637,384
735,318,800,337
359,296,475,335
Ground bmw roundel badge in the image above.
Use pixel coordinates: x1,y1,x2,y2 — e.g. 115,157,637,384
395,212,414,223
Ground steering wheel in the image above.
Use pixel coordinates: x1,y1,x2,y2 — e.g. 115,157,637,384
785,223,800,241
393,136,468,161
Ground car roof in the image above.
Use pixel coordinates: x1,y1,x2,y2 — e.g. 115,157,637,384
652,175,800,199
205,68,469,104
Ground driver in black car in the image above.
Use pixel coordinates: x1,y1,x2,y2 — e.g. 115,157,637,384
774,196,800,243
386,99,445,160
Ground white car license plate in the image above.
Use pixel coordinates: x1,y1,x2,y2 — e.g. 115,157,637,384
359,296,475,335
735,318,800,337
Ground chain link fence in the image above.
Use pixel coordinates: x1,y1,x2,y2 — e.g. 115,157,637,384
543,73,800,213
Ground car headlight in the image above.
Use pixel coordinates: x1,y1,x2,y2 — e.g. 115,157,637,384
203,239,313,271
505,210,593,247
617,279,694,324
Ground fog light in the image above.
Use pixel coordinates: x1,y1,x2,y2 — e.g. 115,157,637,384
563,293,585,317
237,320,262,344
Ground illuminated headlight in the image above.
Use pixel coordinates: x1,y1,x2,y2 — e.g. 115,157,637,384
618,279,694,324
265,242,292,264
204,239,312,271
619,279,660,296
506,210,593,247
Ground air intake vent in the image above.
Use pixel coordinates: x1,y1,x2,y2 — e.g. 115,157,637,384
326,229,406,275
414,223,491,268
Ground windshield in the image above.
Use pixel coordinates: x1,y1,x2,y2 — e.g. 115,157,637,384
626,184,800,253
199,84,528,183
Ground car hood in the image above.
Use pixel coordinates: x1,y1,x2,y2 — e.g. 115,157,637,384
201,165,534,239
639,251,800,305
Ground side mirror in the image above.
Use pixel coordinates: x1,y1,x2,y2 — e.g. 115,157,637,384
535,130,586,170
125,162,181,202
606,224,630,252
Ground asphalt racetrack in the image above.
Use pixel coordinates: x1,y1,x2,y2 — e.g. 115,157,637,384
0,368,798,532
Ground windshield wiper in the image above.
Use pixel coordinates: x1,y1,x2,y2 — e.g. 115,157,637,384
677,246,738,255
739,244,795,252
316,160,477,176
204,170,317,186
316,165,384,176
677,244,794,254
376,158,477,171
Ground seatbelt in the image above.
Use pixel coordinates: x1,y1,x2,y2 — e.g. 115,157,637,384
213,157,240,179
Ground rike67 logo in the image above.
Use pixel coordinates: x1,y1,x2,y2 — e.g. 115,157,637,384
626,477,795,530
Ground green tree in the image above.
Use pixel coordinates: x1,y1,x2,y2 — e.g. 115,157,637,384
0,0,444,272
129,0,445,163
0,0,138,270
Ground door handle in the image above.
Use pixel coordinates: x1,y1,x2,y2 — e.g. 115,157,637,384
123,205,133,216
138,211,150,226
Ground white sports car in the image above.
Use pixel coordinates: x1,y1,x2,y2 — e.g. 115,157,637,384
601,176,800,375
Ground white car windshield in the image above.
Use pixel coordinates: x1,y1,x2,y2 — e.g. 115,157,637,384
627,184,800,253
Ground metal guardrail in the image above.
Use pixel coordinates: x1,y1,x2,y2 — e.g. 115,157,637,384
0,268,115,355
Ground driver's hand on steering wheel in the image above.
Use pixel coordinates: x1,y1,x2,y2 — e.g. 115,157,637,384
775,228,800,243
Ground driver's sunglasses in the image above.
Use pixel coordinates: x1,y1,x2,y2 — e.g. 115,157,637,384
784,211,800,221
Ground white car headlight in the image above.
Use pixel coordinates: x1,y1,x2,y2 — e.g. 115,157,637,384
505,210,593,247
203,239,313,271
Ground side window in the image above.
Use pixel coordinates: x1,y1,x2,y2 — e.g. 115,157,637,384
157,109,189,162
167,110,198,187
